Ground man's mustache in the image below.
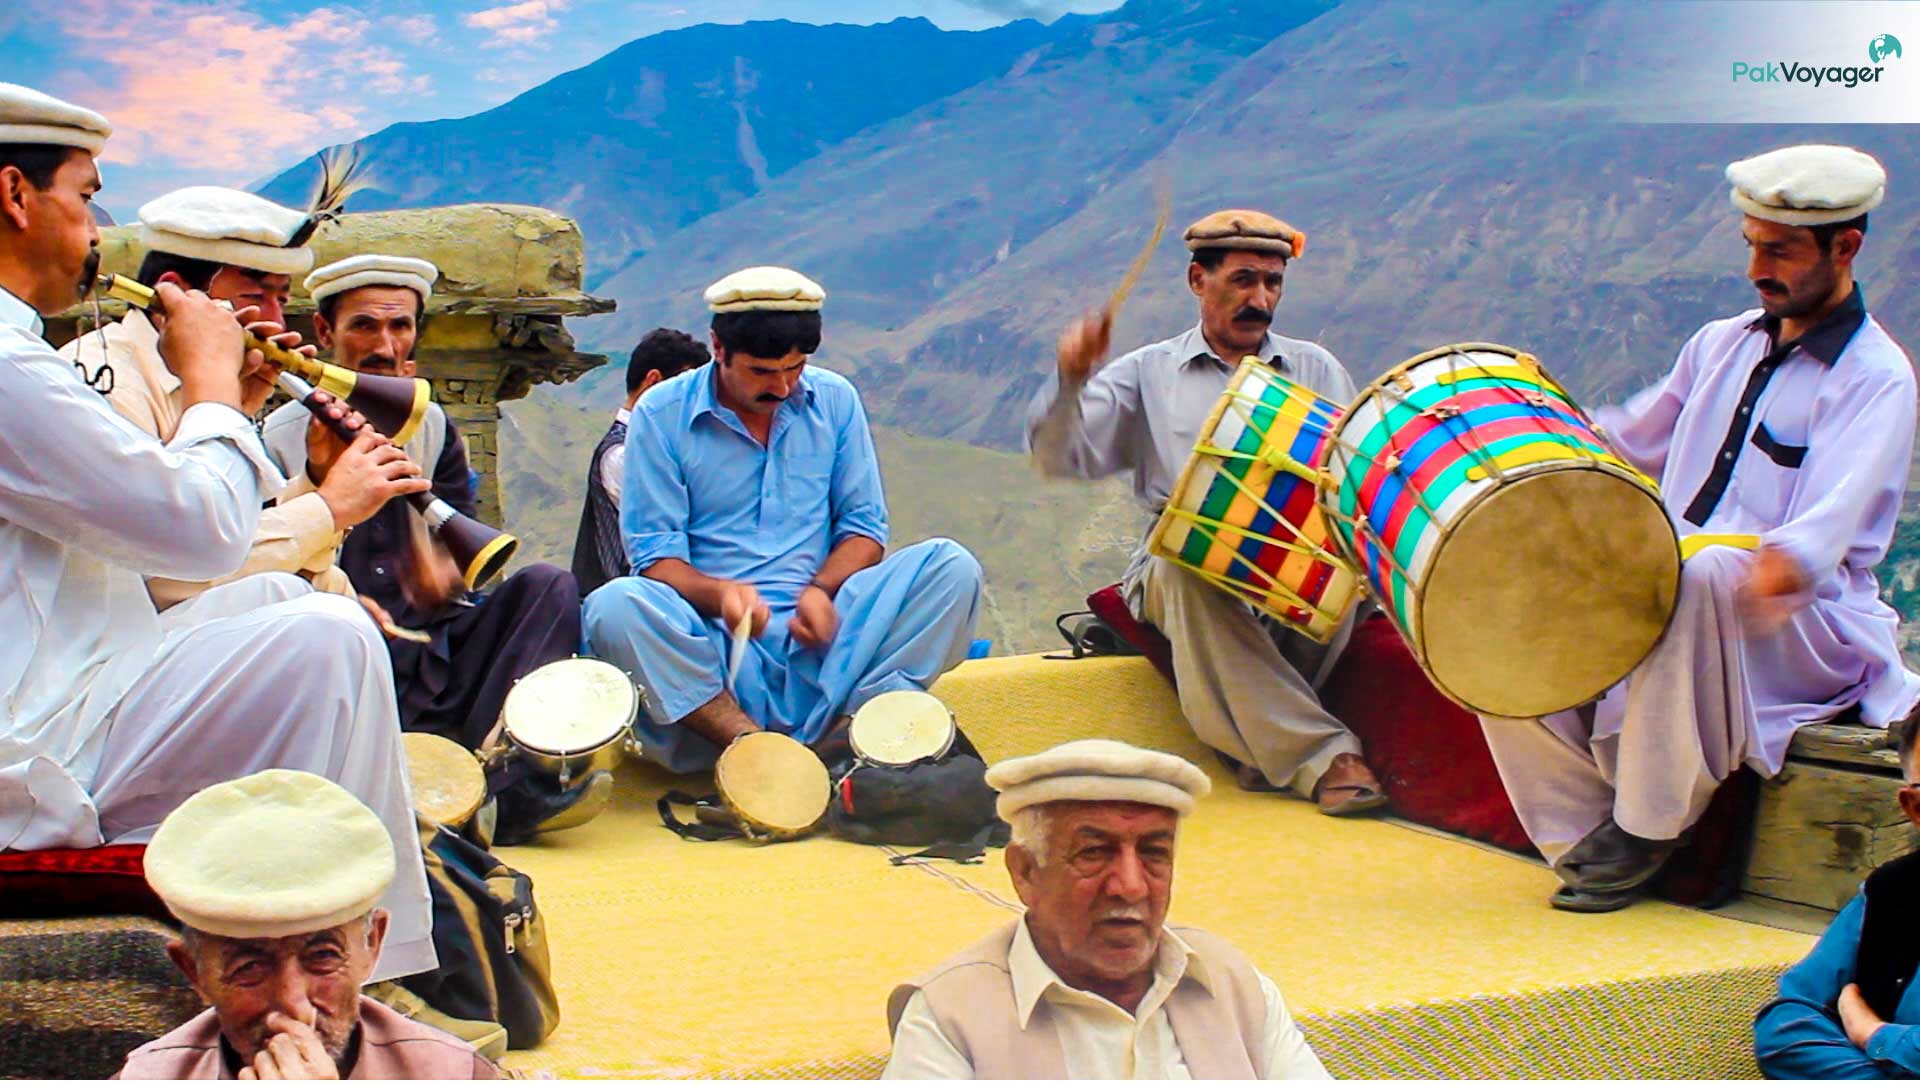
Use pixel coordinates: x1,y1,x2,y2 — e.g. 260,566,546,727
757,393,786,403
359,354,400,371
1233,305,1273,324
1754,279,1787,294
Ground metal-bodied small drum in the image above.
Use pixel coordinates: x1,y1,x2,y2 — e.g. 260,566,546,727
1319,343,1680,718
404,731,487,829
498,657,640,788
850,690,956,766
710,731,829,843
1149,358,1363,641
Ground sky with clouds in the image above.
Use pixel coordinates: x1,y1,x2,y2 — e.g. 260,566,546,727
3,0,1119,220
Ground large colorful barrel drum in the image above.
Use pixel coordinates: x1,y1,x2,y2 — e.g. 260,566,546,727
1149,358,1363,642
1318,343,1679,718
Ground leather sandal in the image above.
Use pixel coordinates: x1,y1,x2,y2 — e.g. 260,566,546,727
1313,753,1389,816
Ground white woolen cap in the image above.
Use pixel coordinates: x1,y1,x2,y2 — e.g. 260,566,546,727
986,739,1212,821
1727,144,1887,227
137,187,314,276
704,265,825,313
144,770,395,939
0,82,111,154
305,253,438,306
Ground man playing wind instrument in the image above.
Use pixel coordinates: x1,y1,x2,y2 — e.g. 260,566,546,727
262,255,595,845
61,186,427,610
0,81,433,981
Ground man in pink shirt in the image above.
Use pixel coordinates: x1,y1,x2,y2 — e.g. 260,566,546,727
1480,144,1920,913
116,771,500,1080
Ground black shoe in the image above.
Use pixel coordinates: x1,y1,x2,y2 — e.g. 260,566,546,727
491,770,614,846
1550,819,1678,908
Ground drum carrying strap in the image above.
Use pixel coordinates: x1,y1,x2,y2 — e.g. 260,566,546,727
656,791,743,842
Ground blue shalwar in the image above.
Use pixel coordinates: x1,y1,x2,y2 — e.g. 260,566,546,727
582,363,982,772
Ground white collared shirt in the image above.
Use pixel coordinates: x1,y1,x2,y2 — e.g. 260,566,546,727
0,286,284,850
600,407,632,504
885,920,1330,1080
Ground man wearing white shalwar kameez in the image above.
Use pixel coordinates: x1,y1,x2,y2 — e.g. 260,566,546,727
0,82,434,980
1480,143,1920,912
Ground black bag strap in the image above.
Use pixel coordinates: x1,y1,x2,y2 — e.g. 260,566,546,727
888,823,1002,866
657,791,742,842
1044,610,1095,660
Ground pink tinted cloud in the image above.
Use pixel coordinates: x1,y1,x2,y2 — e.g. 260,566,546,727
49,0,431,174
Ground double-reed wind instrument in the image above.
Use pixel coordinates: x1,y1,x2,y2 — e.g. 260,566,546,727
278,371,518,592
95,273,432,447
92,273,518,591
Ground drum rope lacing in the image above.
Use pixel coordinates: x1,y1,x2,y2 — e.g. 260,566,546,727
1156,380,1357,625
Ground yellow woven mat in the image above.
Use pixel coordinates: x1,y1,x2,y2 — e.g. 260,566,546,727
497,655,1814,1079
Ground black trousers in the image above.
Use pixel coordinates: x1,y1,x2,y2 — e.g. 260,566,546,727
391,563,582,750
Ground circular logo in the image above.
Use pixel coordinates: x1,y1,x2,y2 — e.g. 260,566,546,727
1869,33,1902,63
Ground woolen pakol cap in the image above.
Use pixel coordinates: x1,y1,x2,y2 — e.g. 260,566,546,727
306,253,439,306
987,739,1211,822
1726,144,1886,227
145,769,395,939
137,187,315,277
1182,208,1306,260
704,266,826,313
0,82,111,154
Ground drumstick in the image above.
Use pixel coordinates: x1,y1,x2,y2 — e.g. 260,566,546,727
380,619,432,644
726,611,752,693
1105,180,1172,320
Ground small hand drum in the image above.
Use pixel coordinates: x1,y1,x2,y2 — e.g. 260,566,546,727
706,731,830,843
849,691,957,766
403,731,487,829
498,657,640,788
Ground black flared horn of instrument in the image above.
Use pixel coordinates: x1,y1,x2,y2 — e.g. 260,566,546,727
98,273,432,445
417,498,519,591
278,372,518,591
305,365,432,448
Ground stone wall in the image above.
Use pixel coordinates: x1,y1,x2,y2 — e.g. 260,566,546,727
49,203,614,527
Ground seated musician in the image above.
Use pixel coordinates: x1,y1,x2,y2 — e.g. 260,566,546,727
1026,210,1386,815
571,326,710,597
884,740,1329,1080
1755,716,1920,1078
0,82,435,979
260,255,597,845
117,771,501,1080
60,185,421,609
582,266,983,772
1479,144,1920,912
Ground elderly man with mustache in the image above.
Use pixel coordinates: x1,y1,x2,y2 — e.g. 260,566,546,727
884,740,1329,1079
116,771,500,1079
1026,210,1386,816
1479,145,1920,912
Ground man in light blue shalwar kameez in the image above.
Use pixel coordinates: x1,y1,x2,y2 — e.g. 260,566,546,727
582,266,983,772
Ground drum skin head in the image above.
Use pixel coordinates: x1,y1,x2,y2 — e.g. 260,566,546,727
403,731,486,827
505,657,637,755
717,732,830,838
850,690,956,766
1419,466,1679,718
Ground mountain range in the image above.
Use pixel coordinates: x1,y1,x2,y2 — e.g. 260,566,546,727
262,0,1920,654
